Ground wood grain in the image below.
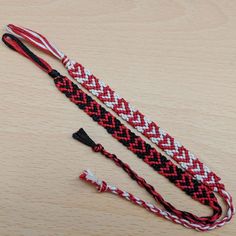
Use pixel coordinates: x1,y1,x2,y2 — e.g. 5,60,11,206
0,1,235,235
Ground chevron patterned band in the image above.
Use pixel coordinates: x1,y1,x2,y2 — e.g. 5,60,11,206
5,24,221,188
2,26,234,231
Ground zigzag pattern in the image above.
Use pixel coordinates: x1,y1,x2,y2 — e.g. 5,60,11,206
5,23,224,188
73,129,223,230
54,75,219,210
62,57,222,188
4,26,233,230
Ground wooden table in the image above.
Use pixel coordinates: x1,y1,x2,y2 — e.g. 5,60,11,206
0,1,235,235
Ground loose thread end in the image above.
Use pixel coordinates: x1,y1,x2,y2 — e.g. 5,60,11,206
2,33,52,73
79,169,109,193
79,169,94,181
5,24,22,39
72,128,96,148
5,24,11,33
5,24,64,60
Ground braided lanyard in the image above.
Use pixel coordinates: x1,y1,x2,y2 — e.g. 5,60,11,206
2,32,233,230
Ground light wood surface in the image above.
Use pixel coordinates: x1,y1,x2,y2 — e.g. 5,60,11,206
0,1,235,235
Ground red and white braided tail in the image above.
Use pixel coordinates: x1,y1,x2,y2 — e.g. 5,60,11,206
80,170,232,231
6,24,234,231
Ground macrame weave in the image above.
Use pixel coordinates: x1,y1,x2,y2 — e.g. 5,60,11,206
2,31,234,231
5,24,221,188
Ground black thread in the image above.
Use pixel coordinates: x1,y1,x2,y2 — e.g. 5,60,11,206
2,33,50,71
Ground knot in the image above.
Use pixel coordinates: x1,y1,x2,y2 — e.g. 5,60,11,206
61,55,76,71
92,144,104,153
61,55,69,65
97,181,108,193
48,69,61,79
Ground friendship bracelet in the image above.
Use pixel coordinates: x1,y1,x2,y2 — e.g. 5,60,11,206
5,24,222,189
5,24,234,228
72,128,215,230
2,33,233,230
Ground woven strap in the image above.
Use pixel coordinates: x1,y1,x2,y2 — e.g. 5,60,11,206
6,24,221,188
2,32,234,231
